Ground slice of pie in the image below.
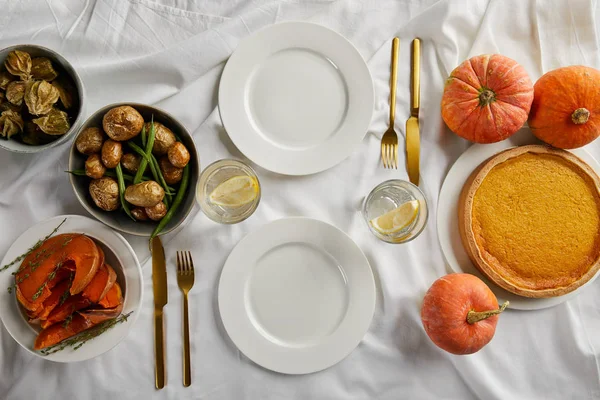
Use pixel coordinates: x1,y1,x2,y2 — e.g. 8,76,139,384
459,145,600,298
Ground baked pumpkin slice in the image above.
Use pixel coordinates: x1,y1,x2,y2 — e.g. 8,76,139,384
459,145,600,298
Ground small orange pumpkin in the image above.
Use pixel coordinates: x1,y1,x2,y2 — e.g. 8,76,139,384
421,273,508,355
529,65,600,149
441,54,534,143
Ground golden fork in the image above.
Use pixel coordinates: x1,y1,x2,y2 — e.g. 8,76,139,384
176,251,195,387
381,37,400,169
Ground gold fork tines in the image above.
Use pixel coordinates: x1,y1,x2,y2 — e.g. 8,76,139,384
381,37,400,169
176,251,195,387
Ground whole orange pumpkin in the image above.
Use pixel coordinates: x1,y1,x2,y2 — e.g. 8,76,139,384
441,54,534,143
421,273,508,355
529,65,600,149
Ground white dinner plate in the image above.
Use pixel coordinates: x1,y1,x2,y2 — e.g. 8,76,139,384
218,22,374,175
218,217,376,374
437,130,600,310
0,215,143,362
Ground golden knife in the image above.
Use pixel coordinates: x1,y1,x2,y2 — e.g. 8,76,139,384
406,38,421,186
152,236,168,389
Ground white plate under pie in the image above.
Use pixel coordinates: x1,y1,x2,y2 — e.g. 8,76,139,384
0,215,143,362
218,217,376,374
218,22,374,175
437,130,600,310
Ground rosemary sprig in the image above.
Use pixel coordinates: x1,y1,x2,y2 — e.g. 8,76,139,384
40,312,133,356
62,314,73,328
31,261,63,301
58,273,74,306
0,218,66,273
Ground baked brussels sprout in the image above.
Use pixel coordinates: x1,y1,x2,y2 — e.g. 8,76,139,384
101,139,122,168
124,181,165,207
85,154,106,179
76,127,104,155
31,57,58,81
121,153,141,173
131,207,149,221
32,108,70,135
145,202,167,221
5,50,31,81
103,106,144,141
89,177,120,211
146,121,175,155
5,81,25,106
159,156,183,184
167,142,190,168
25,80,59,115
0,110,24,139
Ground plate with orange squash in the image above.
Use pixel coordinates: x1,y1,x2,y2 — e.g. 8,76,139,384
437,130,600,310
0,215,142,362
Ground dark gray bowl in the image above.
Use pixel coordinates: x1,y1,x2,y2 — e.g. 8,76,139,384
69,103,199,237
0,44,85,153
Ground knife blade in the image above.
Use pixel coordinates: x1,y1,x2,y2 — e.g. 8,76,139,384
151,236,167,389
406,38,421,186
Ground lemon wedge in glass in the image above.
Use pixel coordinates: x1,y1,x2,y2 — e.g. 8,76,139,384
209,175,259,207
369,200,419,235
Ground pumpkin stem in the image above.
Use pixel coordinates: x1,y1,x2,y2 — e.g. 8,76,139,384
466,301,509,324
478,88,496,107
571,108,590,125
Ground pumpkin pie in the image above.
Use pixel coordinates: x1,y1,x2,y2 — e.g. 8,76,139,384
459,145,600,298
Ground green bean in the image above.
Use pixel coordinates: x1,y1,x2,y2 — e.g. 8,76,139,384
151,164,189,238
141,125,147,147
150,153,172,206
115,164,135,221
134,117,156,184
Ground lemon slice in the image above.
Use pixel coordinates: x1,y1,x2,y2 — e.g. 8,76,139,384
209,175,259,207
369,200,419,235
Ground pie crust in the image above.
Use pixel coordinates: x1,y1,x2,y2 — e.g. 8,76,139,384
459,145,600,298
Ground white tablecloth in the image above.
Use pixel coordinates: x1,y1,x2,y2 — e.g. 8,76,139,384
2,0,600,399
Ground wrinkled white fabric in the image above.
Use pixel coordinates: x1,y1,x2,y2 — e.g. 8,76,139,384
1,0,600,399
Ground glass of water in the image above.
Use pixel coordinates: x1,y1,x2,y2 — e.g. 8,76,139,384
197,159,261,224
362,179,428,243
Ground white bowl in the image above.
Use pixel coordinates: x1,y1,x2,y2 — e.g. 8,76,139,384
0,215,143,362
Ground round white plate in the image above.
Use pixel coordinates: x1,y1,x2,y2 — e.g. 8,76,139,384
0,215,143,362
437,130,600,310
218,22,374,175
218,217,376,374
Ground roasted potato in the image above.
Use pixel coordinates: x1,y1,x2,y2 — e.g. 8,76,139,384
121,153,141,173
76,127,104,155
85,154,106,179
89,177,120,211
147,121,176,155
159,156,183,184
124,181,165,207
167,142,190,168
101,139,122,168
145,202,167,221
103,105,144,141
131,207,149,221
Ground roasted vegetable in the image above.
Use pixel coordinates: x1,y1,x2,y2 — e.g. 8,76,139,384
0,110,24,138
25,80,60,115
147,121,175,155
103,106,144,141
151,164,189,238
167,142,190,168
124,181,165,207
120,153,141,173
131,207,149,221
31,57,58,81
0,70,15,90
76,127,104,155
32,108,70,135
5,81,25,106
5,50,31,80
101,139,122,169
21,122,55,145
89,177,120,211
145,202,167,221
51,77,74,109
85,154,106,179
159,156,183,185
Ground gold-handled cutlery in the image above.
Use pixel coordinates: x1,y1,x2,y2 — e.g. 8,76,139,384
381,37,400,169
176,251,195,387
406,38,421,185
151,236,168,389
